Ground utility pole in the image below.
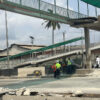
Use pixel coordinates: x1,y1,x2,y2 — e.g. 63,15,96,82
5,11,9,69
81,30,84,68
63,32,66,52
30,36,34,59
67,0,69,17
77,0,80,18
95,7,97,17
30,36,34,45
54,0,56,14
39,0,41,10
87,3,89,16
20,0,22,5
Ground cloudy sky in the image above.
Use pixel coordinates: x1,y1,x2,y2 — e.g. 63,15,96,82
0,0,100,49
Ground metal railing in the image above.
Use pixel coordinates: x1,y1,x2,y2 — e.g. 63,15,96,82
5,0,87,19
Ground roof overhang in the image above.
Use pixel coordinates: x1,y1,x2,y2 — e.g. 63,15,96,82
69,16,100,31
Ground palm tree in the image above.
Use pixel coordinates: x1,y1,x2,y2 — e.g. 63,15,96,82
42,10,61,45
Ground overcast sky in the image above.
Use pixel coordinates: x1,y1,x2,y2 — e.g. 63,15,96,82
0,0,100,49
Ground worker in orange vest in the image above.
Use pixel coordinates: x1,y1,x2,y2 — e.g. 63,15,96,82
51,63,57,78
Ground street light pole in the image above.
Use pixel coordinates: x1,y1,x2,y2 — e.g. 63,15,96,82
54,0,56,14
30,36,34,45
5,11,9,69
95,7,97,17
30,36,34,59
63,32,66,52
87,3,89,16
67,0,69,17
77,0,80,18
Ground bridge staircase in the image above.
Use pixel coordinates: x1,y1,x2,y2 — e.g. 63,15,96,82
0,37,84,68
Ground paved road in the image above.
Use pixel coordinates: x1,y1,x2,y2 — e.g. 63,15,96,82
28,77,100,93
1,77,100,100
29,77,100,88
1,77,100,93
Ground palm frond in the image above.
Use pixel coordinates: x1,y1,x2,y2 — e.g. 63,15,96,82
42,20,49,25
57,23,60,29
42,9,61,30
45,21,52,29
48,9,53,14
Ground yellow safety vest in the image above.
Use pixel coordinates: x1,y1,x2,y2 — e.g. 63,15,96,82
56,63,61,69
68,60,72,65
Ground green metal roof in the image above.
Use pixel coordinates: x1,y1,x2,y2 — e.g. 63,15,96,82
81,0,100,8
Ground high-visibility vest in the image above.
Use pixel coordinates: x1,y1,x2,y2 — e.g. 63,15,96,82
51,64,56,72
68,60,72,65
56,63,61,69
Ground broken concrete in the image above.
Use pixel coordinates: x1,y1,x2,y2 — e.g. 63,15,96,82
2,94,100,100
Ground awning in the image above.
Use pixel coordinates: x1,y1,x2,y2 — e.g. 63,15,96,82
81,0,100,8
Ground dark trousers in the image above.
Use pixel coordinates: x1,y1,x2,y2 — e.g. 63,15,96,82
56,69,60,78
54,71,57,78
62,66,67,73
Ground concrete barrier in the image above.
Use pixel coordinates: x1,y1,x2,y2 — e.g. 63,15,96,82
18,67,45,77
0,68,18,76
75,69,93,74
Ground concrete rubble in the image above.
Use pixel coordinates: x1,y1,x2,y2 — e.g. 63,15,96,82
16,88,26,96
23,89,31,96
1,71,100,100
88,69,100,77
0,87,81,97
0,87,98,97
72,90,84,97
1,87,100,100
0,87,12,94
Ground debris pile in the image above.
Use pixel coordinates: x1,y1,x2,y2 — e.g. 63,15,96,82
0,87,12,94
88,69,100,77
0,87,85,98
1,87,100,98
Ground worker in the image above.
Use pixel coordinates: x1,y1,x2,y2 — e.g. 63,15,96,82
66,58,72,74
67,58,72,66
96,56,100,68
56,60,61,79
51,63,57,78
60,58,67,74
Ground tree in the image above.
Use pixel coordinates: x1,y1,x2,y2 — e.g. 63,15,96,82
42,10,61,45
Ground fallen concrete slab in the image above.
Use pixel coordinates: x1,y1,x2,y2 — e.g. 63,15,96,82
2,95,100,100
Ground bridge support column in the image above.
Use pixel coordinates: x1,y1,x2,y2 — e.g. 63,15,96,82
84,27,91,69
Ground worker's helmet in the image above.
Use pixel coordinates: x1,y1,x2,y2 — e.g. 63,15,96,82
56,60,59,63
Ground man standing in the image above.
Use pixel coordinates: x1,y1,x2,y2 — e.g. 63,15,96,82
66,58,72,74
56,60,61,79
67,58,72,66
96,56,100,68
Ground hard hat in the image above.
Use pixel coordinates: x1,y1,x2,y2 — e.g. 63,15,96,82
56,60,59,63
